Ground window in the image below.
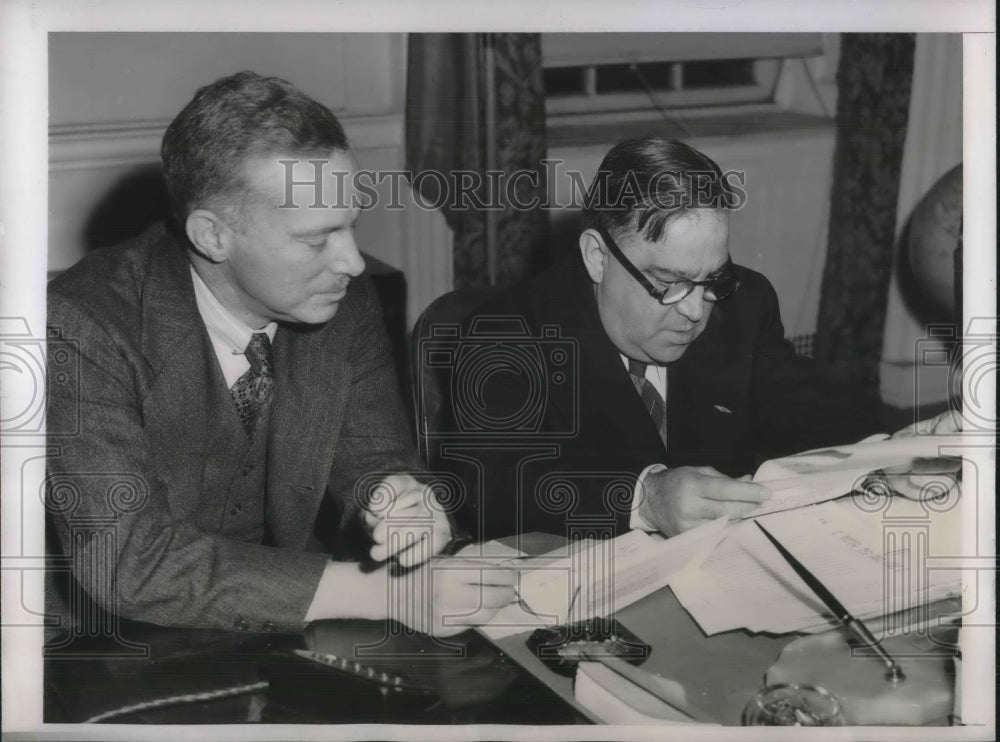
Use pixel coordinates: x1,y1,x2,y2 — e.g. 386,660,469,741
542,33,829,120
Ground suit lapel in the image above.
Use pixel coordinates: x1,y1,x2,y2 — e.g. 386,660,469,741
545,259,667,462
138,233,224,519
667,299,754,471
534,256,756,474
266,320,352,550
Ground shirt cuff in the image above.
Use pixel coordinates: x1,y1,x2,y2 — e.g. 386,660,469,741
630,463,667,531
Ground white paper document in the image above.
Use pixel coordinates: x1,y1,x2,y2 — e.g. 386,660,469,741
745,433,965,518
671,496,964,635
480,516,728,640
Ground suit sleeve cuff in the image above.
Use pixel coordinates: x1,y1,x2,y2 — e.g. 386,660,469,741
630,464,667,531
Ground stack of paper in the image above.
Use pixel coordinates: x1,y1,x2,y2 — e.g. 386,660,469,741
671,496,964,635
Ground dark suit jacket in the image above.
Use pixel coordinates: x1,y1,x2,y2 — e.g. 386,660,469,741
430,254,878,542
47,224,418,632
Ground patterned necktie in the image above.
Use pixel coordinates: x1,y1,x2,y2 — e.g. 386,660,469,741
628,358,667,449
230,332,275,437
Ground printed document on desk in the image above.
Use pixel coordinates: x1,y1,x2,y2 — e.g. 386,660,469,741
744,433,965,518
671,497,964,635
480,516,729,640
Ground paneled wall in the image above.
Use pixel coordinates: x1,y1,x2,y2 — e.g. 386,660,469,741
48,32,452,327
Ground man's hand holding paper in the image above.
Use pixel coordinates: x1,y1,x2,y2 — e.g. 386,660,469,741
886,410,963,501
633,412,961,536
745,429,965,518
638,466,771,537
890,409,963,439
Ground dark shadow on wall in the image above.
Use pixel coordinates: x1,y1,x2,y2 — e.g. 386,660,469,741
83,164,171,251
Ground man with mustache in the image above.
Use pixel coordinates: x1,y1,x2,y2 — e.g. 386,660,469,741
46,71,513,637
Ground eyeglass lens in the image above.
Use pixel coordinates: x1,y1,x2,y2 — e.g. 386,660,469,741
661,274,737,305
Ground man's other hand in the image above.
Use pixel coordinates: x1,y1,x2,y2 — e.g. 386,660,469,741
891,409,963,438
364,474,452,567
389,559,516,637
881,456,962,502
883,411,963,500
639,466,771,537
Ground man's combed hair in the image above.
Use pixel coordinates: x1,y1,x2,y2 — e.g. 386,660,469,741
581,136,738,243
161,70,349,229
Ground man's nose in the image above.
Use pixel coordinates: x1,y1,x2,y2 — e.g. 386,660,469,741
674,285,707,322
330,232,366,277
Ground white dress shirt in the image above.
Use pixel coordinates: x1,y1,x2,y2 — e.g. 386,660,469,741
190,266,277,387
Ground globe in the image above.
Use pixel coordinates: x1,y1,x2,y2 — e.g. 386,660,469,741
907,164,962,320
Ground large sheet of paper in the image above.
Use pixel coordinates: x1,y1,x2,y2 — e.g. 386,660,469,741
671,496,964,635
744,433,965,518
480,516,728,640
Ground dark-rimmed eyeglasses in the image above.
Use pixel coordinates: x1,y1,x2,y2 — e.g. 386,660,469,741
595,225,740,306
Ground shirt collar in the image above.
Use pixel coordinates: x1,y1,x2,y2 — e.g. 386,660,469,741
190,265,277,353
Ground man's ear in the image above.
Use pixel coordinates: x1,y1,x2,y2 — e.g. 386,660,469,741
579,228,608,284
185,210,231,263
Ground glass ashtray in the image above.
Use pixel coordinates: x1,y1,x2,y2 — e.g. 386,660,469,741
742,683,845,726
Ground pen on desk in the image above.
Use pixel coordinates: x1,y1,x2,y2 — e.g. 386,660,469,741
753,520,905,683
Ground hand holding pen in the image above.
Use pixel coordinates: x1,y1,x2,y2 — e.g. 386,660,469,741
363,474,452,568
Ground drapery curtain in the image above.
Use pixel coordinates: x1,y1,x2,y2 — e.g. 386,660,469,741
405,33,550,289
814,34,916,397
877,34,963,408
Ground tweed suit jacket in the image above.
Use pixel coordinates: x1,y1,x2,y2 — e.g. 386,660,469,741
437,254,878,541
47,224,418,632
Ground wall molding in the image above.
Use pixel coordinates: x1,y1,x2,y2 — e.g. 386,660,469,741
49,114,405,171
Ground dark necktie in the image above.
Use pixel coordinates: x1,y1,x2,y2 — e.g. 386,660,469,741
230,332,275,437
628,358,667,449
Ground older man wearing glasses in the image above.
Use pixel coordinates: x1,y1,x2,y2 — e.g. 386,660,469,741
433,136,948,543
